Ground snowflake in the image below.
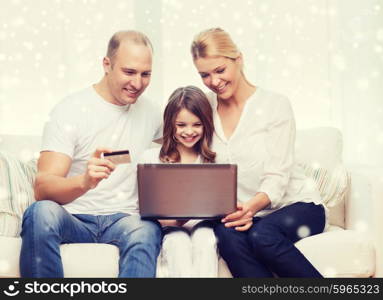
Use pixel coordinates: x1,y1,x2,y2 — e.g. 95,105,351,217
181,61,189,69
323,267,337,277
255,109,264,116
117,191,126,200
0,31,7,40
64,124,74,132
19,150,34,162
332,54,347,71
311,162,321,169
0,260,10,273
297,225,310,238
23,42,34,51
117,2,127,10
12,17,25,27
355,221,368,233
374,45,383,53
260,3,269,13
287,54,303,68
356,79,369,91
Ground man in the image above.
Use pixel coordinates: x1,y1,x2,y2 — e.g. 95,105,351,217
20,31,162,278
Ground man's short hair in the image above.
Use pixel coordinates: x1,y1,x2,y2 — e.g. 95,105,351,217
106,30,153,64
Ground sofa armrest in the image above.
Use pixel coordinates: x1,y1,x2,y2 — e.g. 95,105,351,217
345,164,383,277
345,165,374,231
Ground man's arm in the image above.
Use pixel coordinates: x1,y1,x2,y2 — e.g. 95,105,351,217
34,148,116,204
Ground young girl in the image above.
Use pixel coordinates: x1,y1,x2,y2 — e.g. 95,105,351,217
139,85,218,277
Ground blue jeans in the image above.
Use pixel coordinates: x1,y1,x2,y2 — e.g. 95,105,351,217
20,200,162,278
214,202,325,277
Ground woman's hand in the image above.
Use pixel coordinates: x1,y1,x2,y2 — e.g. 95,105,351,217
221,193,271,232
221,202,254,231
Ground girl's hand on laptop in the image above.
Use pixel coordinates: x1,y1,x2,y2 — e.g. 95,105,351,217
221,202,253,231
159,220,188,227
82,148,116,190
175,220,188,226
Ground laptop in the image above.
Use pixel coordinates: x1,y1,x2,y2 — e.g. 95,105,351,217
137,164,237,219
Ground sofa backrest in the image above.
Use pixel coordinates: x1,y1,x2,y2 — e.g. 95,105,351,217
295,127,343,171
0,135,41,162
0,127,347,231
0,128,344,165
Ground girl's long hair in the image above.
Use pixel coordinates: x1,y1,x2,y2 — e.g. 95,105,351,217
160,86,216,163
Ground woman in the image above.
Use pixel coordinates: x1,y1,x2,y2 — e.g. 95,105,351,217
190,28,326,277
139,86,218,277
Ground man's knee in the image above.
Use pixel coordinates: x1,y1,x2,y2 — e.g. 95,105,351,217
119,216,162,246
23,200,64,223
22,200,66,235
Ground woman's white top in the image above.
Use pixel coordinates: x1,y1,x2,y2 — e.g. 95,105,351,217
207,87,323,219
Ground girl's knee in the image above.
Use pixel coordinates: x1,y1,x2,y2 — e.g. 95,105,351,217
163,230,190,248
191,227,216,247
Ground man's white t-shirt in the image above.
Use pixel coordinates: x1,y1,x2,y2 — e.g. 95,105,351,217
41,86,162,215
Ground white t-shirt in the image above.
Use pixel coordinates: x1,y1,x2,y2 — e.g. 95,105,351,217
41,86,162,215
207,88,323,219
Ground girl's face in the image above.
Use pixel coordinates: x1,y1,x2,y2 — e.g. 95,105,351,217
194,56,242,100
174,108,204,149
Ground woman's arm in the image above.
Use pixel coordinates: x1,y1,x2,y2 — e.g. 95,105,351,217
257,97,295,209
222,96,296,231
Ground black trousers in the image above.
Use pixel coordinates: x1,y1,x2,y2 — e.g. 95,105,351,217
214,202,326,277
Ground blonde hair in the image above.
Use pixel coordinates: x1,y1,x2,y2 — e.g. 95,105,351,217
191,28,240,60
106,30,153,64
191,28,251,84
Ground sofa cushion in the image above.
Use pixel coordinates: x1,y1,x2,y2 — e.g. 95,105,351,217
301,163,350,228
0,229,374,278
0,152,37,237
0,237,120,277
295,127,348,228
295,230,375,277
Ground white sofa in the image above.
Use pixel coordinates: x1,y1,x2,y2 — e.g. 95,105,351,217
0,127,381,278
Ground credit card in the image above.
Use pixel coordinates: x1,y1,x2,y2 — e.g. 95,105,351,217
103,150,131,165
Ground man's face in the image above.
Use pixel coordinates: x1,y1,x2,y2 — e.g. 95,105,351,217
104,42,152,105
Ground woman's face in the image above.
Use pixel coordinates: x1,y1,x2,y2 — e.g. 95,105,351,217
174,108,204,149
194,56,242,100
